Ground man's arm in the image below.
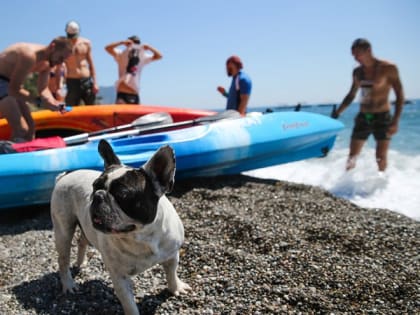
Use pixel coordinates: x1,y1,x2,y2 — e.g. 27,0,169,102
237,94,250,116
37,69,63,110
8,55,33,98
237,77,252,116
105,40,128,58
86,42,98,93
334,70,360,117
143,44,163,61
388,65,404,135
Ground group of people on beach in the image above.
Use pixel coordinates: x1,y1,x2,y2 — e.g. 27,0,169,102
0,21,164,142
0,20,404,172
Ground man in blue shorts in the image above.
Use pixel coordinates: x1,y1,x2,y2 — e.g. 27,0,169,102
217,55,252,116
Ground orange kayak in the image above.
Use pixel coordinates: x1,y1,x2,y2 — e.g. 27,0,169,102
0,104,216,139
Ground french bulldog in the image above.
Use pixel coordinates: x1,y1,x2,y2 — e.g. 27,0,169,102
50,139,191,315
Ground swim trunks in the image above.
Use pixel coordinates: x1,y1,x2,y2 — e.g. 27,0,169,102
65,77,96,106
116,92,140,104
351,111,392,141
0,75,9,100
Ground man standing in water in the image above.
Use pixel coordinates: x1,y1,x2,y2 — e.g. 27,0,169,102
64,21,99,105
333,38,404,171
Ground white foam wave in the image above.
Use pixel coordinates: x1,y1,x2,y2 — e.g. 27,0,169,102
245,147,420,220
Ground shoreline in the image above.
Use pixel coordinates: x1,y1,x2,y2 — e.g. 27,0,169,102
1,175,418,314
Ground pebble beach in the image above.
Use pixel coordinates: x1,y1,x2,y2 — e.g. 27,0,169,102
0,175,418,314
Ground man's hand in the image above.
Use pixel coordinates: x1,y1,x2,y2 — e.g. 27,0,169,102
388,121,398,135
58,103,68,114
217,86,226,96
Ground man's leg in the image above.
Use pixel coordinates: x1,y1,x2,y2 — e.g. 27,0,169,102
347,139,365,170
0,96,29,142
65,79,81,106
17,99,35,141
375,140,390,171
83,91,96,105
81,78,95,105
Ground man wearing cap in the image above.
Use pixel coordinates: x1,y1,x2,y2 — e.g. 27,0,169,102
217,55,252,116
105,36,162,104
0,37,71,142
333,38,404,171
63,21,99,106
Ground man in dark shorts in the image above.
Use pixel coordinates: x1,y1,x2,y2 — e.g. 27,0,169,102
63,21,99,105
333,38,404,171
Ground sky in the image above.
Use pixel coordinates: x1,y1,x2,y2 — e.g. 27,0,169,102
1,0,419,110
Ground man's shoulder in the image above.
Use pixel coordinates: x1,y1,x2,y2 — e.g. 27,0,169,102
239,71,252,83
378,59,398,70
76,37,92,45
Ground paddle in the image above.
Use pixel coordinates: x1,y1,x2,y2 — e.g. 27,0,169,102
331,104,338,118
7,110,241,153
74,109,242,144
64,112,173,145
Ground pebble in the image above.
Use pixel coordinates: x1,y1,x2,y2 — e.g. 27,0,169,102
0,175,418,314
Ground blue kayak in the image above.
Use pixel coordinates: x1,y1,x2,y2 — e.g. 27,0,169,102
0,111,343,209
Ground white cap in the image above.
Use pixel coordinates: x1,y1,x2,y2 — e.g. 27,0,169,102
65,21,80,36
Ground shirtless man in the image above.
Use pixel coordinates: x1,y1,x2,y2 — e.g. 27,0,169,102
64,21,99,105
0,37,72,142
333,38,404,171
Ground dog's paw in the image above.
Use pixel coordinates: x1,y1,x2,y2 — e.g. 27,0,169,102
62,279,78,294
169,279,192,296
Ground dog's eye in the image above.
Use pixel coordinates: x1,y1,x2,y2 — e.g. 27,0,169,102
92,177,106,190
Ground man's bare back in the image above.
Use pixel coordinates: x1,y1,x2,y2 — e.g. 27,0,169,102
0,37,72,141
0,43,49,97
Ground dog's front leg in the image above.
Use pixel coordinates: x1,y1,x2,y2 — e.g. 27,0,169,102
109,272,139,315
53,221,78,293
162,253,192,296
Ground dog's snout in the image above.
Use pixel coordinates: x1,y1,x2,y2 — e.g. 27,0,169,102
92,189,107,204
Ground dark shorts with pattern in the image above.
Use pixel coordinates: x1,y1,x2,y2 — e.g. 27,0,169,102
351,111,392,141
65,77,96,106
116,92,140,104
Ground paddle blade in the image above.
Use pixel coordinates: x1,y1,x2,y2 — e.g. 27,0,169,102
194,110,241,124
133,112,173,129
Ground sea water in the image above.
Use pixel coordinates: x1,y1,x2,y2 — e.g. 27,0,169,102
245,100,420,221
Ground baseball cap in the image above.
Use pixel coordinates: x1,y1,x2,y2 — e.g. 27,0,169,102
226,55,243,69
128,35,141,44
65,21,80,38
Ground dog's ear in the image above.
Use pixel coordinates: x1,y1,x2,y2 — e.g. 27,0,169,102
142,145,176,195
98,140,121,168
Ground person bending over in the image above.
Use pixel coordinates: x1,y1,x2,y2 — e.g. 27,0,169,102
0,37,71,142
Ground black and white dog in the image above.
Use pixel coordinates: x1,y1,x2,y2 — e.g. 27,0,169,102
51,140,191,315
